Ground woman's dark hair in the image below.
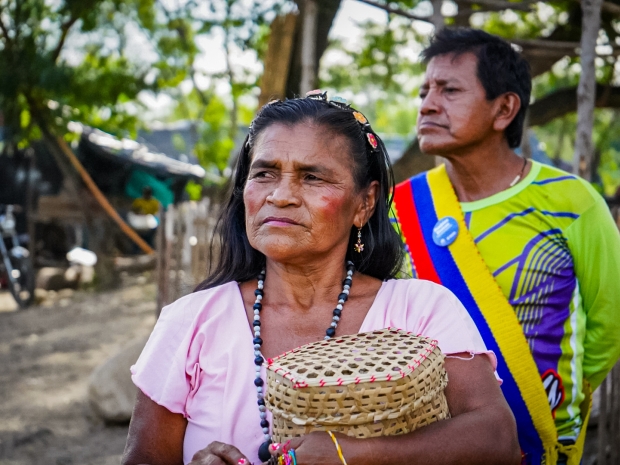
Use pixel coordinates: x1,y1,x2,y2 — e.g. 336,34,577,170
195,94,404,291
421,28,531,149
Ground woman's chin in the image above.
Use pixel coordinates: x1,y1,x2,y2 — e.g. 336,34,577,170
254,240,307,263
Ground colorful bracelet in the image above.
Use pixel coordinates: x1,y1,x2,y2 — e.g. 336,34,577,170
275,449,297,465
327,431,348,465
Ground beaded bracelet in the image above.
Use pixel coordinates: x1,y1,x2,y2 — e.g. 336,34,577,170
327,431,348,465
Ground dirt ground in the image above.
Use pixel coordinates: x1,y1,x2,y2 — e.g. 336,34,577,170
0,274,157,465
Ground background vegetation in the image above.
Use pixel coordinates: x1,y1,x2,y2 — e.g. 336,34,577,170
2,0,620,194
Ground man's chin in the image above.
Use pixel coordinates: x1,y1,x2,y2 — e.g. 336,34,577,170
418,140,451,156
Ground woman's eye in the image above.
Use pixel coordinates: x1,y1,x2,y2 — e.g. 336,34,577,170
252,171,270,179
445,87,459,93
419,92,427,99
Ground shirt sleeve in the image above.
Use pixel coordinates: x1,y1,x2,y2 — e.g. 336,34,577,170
566,195,620,389
130,297,202,416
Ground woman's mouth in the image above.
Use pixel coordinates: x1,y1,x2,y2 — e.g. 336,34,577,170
263,217,300,226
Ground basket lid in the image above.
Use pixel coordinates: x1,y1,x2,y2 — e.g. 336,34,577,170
266,328,440,389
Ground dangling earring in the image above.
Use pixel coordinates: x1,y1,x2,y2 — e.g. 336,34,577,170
354,226,364,253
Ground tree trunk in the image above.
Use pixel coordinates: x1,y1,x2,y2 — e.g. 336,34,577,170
430,0,445,31
258,13,298,107
573,0,603,181
300,0,319,95
286,0,342,98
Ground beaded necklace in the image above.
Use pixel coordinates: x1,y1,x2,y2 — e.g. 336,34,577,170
253,261,356,462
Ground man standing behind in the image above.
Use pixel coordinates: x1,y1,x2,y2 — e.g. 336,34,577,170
392,28,620,465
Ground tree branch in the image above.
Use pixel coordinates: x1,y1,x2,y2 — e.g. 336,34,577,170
602,1,620,16
355,0,433,23
529,84,620,127
0,12,11,46
512,38,582,50
52,16,79,62
455,0,536,11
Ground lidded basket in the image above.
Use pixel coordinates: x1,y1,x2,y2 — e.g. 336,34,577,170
265,328,450,441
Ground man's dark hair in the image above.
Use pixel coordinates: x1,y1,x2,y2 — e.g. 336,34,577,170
195,97,404,291
421,28,531,149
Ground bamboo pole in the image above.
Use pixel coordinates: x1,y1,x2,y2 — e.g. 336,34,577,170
573,0,604,180
598,376,608,465
611,365,620,465
54,137,155,254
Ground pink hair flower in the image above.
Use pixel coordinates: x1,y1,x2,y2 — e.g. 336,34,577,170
367,133,378,150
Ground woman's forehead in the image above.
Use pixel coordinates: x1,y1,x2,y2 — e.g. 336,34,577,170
251,123,351,164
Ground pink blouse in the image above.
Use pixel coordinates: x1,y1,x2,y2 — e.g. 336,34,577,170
131,279,495,464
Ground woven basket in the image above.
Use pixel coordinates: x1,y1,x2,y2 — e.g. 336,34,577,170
265,328,450,441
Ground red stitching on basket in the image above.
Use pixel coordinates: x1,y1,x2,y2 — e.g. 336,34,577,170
337,378,344,386
370,375,376,382
319,380,326,387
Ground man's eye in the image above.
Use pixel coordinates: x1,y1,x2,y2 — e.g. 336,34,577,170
445,88,459,93
252,171,270,178
305,174,320,181
419,92,428,99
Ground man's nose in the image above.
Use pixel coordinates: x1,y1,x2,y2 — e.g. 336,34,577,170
267,178,301,207
420,89,440,115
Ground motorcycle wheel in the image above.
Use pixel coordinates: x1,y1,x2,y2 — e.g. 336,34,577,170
7,254,35,308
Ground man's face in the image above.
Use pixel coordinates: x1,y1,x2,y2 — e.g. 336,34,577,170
416,52,498,156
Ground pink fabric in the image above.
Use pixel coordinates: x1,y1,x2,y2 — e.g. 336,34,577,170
131,279,495,464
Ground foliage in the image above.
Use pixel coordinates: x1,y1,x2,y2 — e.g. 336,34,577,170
147,0,288,174
0,0,160,150
317,0,620,190
320,16,423,135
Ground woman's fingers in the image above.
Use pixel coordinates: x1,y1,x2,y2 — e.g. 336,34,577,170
268,438,305,457
189,441,250,465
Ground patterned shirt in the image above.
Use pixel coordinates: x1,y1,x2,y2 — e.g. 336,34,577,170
398,161,620,440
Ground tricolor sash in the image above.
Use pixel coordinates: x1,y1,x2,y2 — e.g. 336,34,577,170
392,165,591,465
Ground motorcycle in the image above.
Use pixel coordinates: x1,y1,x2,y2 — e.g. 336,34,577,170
0,205,35,308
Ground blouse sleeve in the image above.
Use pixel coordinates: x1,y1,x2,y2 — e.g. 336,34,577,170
402,280,498,370
130,294,204,417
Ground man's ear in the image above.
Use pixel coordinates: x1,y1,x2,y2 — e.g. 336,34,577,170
354,181,380,227
492,92,521,132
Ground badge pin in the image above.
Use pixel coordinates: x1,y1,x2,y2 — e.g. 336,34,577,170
432,217,459,247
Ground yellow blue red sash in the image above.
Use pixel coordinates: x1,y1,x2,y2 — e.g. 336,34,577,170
392,165,590,465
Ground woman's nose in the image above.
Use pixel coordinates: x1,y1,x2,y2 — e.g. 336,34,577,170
266,179,301,207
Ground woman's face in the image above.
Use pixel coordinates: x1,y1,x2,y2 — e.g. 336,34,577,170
243,122,375,265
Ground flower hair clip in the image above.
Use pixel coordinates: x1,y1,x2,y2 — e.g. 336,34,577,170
305,89,379,152
367,133,378,150
305,89,328,101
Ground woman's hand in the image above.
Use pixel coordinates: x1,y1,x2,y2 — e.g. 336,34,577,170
268,431,345,465
189,441,251,465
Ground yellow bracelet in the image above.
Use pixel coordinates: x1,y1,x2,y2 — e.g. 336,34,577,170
327,431,348,465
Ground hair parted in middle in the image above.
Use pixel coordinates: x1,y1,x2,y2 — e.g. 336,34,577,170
420,28,532,149
195,92,404,292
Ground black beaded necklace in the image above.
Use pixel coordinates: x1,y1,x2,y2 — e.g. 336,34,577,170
253,261,356,462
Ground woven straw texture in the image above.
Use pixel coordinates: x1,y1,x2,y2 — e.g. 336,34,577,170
265,328,450,441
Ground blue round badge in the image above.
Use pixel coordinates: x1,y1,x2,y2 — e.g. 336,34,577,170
432,217,459,247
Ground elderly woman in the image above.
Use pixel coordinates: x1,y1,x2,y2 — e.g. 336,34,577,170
122,93,520,465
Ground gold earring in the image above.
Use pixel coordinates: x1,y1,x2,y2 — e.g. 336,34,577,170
354,227,364,253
